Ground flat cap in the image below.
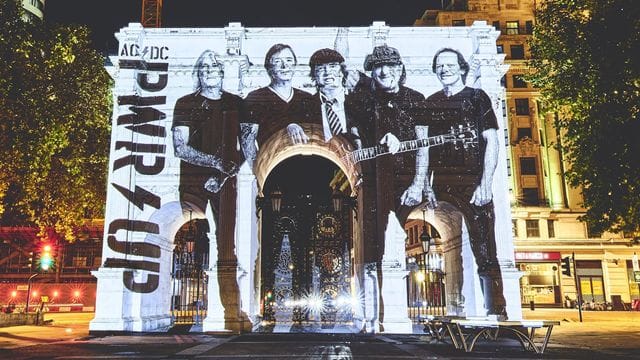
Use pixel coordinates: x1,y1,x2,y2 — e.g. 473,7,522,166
363,45,402,71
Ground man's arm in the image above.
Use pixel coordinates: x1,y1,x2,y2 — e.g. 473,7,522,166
470,128,498,206
172,126,237,175
287,123,310,144
400,125,436,208
239,122,259,169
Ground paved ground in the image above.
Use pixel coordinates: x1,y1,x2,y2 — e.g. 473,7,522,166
1,309,639,359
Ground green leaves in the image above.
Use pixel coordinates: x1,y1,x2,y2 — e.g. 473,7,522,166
529,0,640,234
0,0,111,241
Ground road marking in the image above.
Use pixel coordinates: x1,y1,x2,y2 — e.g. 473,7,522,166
175,336,236,356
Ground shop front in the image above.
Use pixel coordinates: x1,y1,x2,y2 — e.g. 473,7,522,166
515,252,562,307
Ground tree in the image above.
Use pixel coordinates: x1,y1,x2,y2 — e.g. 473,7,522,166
529,0,640,234
0,0,112,240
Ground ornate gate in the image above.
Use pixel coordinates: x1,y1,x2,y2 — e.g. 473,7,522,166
170,219,208,325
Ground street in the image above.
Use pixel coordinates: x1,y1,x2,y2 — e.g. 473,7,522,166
0,310,639,359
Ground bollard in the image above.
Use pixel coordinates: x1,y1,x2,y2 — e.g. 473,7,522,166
530,300,535,310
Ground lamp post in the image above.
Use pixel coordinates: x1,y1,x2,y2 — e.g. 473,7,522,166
331,188,343,213
420,207,431,315
25,273,38,314
271,188,282,213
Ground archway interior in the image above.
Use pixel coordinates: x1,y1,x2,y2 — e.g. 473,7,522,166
260,155,355,325
170,218,210,325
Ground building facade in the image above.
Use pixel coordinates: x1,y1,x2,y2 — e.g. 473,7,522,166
414,0,640,309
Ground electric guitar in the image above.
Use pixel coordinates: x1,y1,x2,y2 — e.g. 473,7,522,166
343,124,477,164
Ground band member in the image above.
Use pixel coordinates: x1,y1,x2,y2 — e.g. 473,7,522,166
307,48,361,146
352,45,432,262
241,44,314,165
424,47,506,319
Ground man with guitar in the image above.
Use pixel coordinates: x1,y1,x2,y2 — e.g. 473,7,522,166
425,48,507,319
351,45,436,263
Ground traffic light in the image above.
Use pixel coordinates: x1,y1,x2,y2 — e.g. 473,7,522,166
39,244,54,271
561,256,572,277
27,251,34,270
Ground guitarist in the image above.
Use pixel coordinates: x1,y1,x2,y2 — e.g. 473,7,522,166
424,48,506,319
351,45,436,264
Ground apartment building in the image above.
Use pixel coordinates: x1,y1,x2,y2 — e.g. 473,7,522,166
413,0,640,308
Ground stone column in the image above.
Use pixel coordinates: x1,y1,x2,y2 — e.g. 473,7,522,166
202,205,226,332
471,21,522,320
380,213,412,333
235,163,259,325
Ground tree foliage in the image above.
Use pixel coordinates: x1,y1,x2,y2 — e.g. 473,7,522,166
0,0,112,240
529,0,640,234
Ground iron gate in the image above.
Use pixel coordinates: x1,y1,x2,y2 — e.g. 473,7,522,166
170,225,208,325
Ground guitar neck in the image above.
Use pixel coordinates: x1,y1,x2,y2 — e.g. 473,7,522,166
348,135,450,164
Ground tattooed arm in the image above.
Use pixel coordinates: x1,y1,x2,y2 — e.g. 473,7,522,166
172,126,237,175
239,123,259,169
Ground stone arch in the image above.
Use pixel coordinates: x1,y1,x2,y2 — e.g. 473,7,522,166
253,123,361,195
406,196,493,318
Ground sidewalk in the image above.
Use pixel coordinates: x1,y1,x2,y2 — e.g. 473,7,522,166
1,310,639,358
522,308,640,352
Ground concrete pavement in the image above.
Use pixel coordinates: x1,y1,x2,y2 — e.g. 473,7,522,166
0,310,638,359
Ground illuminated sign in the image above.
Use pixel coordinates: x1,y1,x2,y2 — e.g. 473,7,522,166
515,252,562,261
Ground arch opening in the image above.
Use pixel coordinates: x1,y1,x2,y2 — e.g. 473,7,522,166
257,155,358,332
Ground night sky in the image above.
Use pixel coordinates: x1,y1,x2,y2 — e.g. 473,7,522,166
44,0,442,53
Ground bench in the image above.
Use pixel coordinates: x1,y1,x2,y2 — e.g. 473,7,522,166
438,317,560,354
420,315,455,341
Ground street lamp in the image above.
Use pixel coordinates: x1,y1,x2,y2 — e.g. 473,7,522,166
331,188,343,213
271,189,282,213
25,273,38,314
420,207,431,315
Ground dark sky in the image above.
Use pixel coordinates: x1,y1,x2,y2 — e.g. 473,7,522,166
44,0,442,53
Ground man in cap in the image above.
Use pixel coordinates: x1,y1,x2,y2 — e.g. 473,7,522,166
353,45,434,263
308,48,361,145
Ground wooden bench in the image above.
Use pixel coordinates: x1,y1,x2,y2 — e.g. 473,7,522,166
438,317,560,354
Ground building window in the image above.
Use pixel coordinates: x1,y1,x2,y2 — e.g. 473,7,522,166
517,127,533,141
512,219,518,237
492,21,500,31
506,21,520,35
500,75,506,88
522,188,539,205
496,44,504,54
513,75,528,88
525,20,534,34
452,19,465,26
547,220,556,238
515,98,530,115
526,220,540,237
510,44,525,59
520,157,537,175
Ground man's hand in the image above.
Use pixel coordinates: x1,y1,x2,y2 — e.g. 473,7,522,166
470,182,492,206
400,183,423,206
380,132,400,154
423,186,438,209
287,123,309,144
204,176,222,193
219,160,238,176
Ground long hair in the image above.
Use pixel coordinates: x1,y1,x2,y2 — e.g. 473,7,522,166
192,50,223,92
432,48,470,84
